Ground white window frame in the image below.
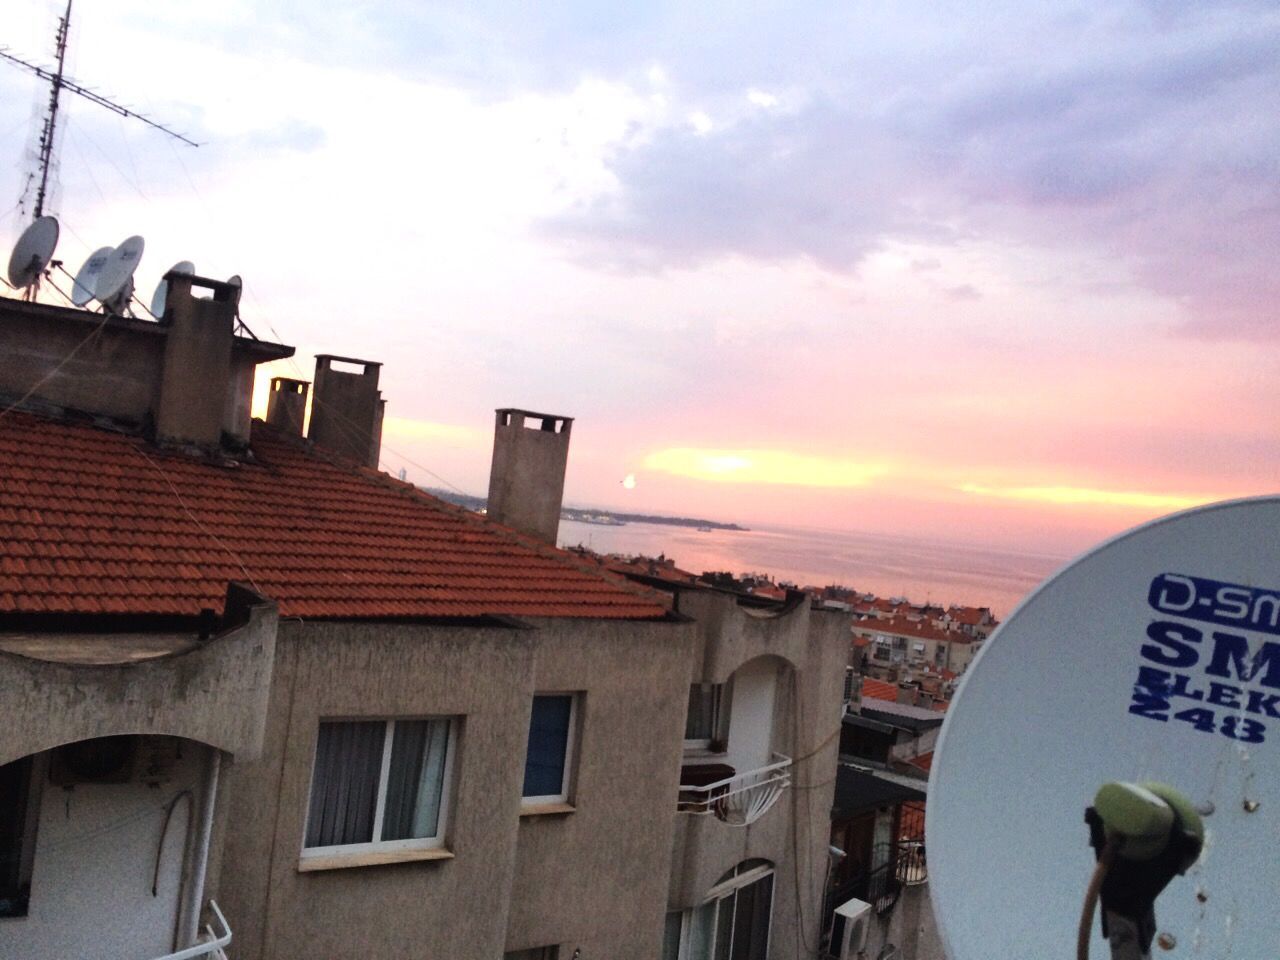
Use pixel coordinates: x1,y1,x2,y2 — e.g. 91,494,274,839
665,863,776,960
300,717,457,859
522,693,579,806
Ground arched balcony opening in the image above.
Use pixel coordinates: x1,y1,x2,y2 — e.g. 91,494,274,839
678,656,792,826
0,735,229,960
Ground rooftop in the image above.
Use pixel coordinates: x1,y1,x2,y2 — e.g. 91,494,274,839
0,410,670,622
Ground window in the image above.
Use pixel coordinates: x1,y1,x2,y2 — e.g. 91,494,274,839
505,949,559,960
303,718,454,856
684,683,728,750
0,754,41,918
522,694,578,804
662,862,774,960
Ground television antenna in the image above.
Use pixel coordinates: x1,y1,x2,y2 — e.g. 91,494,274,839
0,0,198,226
148,259,194,318
69,244,112,306
93,235,144,315
928,497,1280,959
5,215,59,294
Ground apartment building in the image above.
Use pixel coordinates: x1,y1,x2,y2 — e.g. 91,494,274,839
0,280,845,960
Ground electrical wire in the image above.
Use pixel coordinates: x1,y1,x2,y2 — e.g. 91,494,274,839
1077,839,1117,960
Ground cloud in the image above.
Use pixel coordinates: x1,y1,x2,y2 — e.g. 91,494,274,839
957,482,1218,511
644,447,888,488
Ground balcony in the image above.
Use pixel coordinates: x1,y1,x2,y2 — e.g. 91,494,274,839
152,902,231,960
678,754,792,826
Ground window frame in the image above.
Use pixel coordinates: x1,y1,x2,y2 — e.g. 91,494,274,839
664,862,776,960
300,716,457,860
521,693,580,806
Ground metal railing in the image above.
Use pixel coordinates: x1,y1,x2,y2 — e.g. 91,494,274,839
151,901,231,960
679,754,792,826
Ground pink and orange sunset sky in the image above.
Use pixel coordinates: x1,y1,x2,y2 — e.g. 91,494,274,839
4,0,1278,557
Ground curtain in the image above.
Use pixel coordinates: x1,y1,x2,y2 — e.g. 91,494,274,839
305,721,385,848
522,695,572,798
382,719,450,841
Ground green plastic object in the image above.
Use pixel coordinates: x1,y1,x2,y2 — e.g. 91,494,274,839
1142,781,1204,873
1092,782,1175,861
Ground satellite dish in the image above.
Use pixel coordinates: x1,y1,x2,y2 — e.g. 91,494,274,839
94,235,145,314
929,497,1280,958
6,216,59,289
71,246,115,306
148,260,195,318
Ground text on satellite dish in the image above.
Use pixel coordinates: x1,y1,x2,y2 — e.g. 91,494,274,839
1131,572,1280,744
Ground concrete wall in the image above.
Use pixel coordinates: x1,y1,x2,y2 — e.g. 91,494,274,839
670,592,850,960
216,614,693,960
861,883,946,960
0,600,278,768
0,300,164,424
504,619,692,957
0,292,290,446
0,740,209,960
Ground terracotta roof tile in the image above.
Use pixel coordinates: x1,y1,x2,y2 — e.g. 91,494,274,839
861,678,900,702
0,412,669,621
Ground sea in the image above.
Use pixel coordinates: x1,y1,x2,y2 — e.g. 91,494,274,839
557,520,1071,619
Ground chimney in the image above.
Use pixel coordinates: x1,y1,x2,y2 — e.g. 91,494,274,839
486,408,572,544
307,355,384,468
155,274,237,447
266,377,309,435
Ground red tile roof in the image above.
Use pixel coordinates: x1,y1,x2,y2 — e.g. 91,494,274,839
909,752,933,772
0,412,670,621
852,615,972,644
861,678,899,702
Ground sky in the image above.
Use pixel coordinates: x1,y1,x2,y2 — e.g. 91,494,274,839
2,0,1278,557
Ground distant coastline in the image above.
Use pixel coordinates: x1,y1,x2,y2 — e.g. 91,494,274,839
419,488,748,532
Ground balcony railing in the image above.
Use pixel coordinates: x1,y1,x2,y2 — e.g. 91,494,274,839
151,901,231,960
678,754,792,826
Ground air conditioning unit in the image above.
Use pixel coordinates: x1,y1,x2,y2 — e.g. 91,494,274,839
832,897,872,959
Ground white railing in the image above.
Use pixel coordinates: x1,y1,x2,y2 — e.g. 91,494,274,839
680,754,793,826
151,901,231,960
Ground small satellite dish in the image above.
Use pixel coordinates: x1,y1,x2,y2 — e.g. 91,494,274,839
94,235,145,314
71,246,115,306
6,216,60,289
929,497,1280,958
148,260,195,318
226,274,243,309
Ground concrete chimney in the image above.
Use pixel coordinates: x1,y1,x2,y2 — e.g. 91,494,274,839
154,274,238,447
307,355,384,468
266,377,309,435
486,409,572,544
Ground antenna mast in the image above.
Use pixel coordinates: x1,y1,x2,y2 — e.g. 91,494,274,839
32,0,72,219
0,0,198,221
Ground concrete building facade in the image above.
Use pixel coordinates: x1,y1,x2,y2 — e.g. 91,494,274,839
0,288,847,960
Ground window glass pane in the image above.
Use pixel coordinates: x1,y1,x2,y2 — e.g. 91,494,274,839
731,873,773,960
662,912,683,960
685,685,720,741
713,895,734,960
523,695,572,798
381,719,450,841
0,756,34,918
305,721,385,848
690,900,717,960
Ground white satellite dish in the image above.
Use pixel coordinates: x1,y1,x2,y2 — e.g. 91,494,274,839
94,235,145,315
928,497,1280,959
71,246,115,306
148,260,195,318
6,216,59,289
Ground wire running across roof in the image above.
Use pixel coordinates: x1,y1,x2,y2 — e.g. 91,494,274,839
0,412,670,621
